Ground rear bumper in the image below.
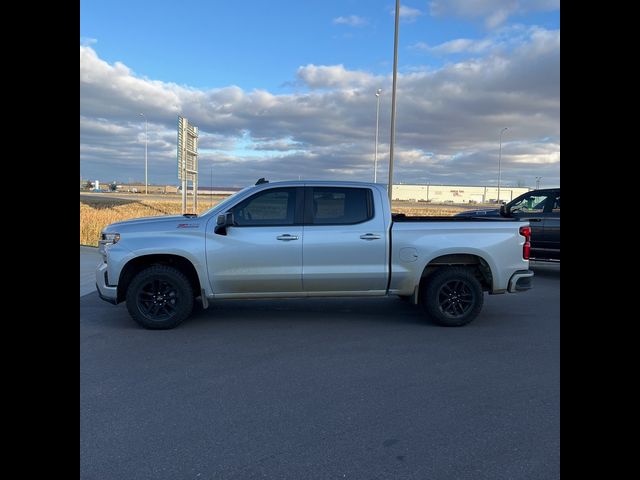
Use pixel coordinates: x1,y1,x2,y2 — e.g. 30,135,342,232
508,270,534,293
96,262,118,304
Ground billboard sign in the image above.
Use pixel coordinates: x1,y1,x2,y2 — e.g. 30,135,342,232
177,116,199,181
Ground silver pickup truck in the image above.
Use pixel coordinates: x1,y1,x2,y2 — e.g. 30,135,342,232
96,180,533,329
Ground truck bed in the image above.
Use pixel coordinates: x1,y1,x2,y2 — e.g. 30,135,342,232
392,213,519,222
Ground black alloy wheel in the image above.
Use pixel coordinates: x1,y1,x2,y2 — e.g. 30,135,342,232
136,278,180,321
436,279,475,318
420,267,484,327
126,265,194,329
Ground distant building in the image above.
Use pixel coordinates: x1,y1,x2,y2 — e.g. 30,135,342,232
193,186,242,195
391,184,530,204
117,184,180,194
81,180,528,204
80,182,241,195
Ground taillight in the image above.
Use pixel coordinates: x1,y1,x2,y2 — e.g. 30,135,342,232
520,226,531,260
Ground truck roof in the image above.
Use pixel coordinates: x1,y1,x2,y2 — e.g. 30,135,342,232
249,180,384,188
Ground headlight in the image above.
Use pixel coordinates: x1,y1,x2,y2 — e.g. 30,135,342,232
99,232,120,261
100,233,120,245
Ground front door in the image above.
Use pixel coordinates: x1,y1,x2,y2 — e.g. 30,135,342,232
207,187,304,294
508,191,550,247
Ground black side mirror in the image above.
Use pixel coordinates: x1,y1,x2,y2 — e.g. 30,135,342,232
214,212,234,235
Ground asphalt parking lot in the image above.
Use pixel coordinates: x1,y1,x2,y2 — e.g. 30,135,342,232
80,262,559,480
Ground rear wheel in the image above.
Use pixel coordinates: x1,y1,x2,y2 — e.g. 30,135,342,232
126,265,194,329
420,267,483,327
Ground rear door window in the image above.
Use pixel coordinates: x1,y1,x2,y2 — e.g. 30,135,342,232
552,194,560,213
308,187,373,225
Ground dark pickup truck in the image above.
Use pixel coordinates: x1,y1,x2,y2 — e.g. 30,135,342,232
456,188,560,261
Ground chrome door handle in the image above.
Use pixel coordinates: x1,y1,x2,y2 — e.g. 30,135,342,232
360,233,381,240
277,234,299,241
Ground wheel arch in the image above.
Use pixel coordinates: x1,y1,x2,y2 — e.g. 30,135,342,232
417,253,493,300
117,254,202,303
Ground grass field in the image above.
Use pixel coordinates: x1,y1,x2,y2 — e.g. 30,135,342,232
80,193,472,247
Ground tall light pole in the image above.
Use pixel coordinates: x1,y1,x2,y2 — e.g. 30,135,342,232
535,176,542,189
388,0,400,203
139,113,148,194
497,127,508,203
374,88,382,183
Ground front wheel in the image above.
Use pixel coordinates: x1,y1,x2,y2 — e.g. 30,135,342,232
420,267,484,327
126,265,194,329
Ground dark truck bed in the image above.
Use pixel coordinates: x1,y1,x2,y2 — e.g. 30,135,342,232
392,213,520,222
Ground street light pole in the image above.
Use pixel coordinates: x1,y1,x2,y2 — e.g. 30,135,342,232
374,88,382,183
535,176,542,189
139,113,148,194
388,0,400,203
497,127,508,203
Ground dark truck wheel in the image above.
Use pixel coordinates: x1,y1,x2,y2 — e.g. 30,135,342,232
420,267,484,327
126,265,194,329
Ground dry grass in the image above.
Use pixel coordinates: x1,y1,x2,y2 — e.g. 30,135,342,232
80,194,224,246
391,202,468,217
80,193,474,246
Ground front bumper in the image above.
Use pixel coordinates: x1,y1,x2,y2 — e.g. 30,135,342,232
96,262,118,304
508,269,534,293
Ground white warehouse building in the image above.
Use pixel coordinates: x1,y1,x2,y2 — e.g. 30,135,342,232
391,184,530,204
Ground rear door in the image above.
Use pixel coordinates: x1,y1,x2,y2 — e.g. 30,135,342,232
302,186,388,293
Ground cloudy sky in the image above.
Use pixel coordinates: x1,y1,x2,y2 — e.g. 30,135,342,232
80,0,560,189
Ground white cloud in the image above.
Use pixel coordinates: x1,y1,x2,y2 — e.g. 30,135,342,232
80,37,97,46
396,5,423,21
332,15,368,27
411,25,557,56
252,138,304,152
80,29,559,188
296,64,377,89
429,0,559,28
411,41,429,51
411,38,495,55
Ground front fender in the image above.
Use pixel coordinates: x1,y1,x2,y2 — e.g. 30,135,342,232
111,231,210,296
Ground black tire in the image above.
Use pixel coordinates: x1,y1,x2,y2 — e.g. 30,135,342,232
126,265,194,329
420,267,484,327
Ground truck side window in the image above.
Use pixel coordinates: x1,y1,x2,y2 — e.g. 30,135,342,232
311,187,372,225
509,193,550,215
231,188,296,226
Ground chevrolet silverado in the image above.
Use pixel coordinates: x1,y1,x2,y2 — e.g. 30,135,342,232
97,180,533,329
